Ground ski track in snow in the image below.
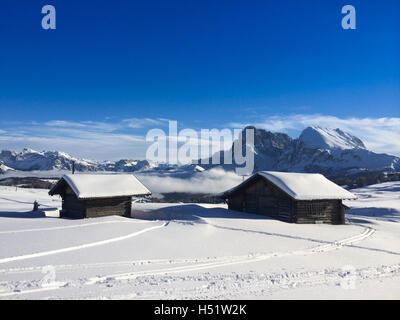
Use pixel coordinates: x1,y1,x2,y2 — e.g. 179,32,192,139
85,220,377,285
0,218,379,298
0,222,168,265
119,263,400,300
0,219,151,235
0,256,248,274
195,215,377,249
1,219,376,274
0,284,66,298
2,262,400,299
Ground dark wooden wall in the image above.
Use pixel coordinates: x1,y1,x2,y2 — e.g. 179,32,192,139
294,200,345,224
60,186,132,219
60,186,86,218
227,176,294,222
85,197,132,218
62,194,86,218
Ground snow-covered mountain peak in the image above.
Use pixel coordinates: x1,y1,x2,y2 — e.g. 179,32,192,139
1,126,398,176
299,126,366,150
0,160,14,174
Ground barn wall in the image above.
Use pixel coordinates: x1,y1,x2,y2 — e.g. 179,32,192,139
62,193,86,219
228,176,294,222
294,200,344,224
228,193,243,211
85,197,132,218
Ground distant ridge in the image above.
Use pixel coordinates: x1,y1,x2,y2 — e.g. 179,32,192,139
1,126,399,176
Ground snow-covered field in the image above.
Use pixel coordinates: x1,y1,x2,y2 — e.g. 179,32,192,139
0,182,399,299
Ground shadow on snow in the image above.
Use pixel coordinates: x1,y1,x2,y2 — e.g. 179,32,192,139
132,204,272,222
0,207,59,219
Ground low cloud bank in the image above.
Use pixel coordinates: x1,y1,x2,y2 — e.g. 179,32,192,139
137,168,243,197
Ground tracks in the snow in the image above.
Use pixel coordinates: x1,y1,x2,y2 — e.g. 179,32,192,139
85,222,376,285
0,219,151,235
196,215,376,252
0,222,167,265
0,218,378,298
311,225,375,253
124,263,400,300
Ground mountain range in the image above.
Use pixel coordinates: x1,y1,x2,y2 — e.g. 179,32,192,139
1,126,399,177
206,126,399,176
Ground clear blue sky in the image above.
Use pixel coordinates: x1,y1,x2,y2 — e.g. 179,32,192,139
0,0,399,159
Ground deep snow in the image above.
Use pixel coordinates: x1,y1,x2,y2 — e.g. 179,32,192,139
0,182,399,299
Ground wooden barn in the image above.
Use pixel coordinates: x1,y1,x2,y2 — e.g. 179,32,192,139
49,174,151,219
219,171,356,224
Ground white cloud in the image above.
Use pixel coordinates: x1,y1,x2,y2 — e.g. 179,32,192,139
0,119,152,160
0,133,148,161
44,118,167,132
137,168,243,196
44,120,119,132
122,118,169,129
0,118,238,161
229,114,400,156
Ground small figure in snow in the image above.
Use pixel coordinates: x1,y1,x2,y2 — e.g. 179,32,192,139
33,200,39,211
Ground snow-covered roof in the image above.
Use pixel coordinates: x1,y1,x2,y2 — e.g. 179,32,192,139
49,174,151,199
220,171,357,200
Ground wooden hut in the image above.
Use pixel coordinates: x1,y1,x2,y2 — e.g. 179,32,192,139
219,171,356,224
49,174,151,219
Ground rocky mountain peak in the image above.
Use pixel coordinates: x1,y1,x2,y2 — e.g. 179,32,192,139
299,126,366,150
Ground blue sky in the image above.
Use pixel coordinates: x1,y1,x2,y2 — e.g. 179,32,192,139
0,0,399,159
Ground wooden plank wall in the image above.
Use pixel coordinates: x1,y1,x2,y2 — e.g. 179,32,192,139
62,194,86,219
228,176,294,222
85,197,132,218
228,193,244,211
294,200,343,224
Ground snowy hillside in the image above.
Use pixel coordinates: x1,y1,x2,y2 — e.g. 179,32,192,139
0,182,399,299
0,149,99,172
0,149,154,173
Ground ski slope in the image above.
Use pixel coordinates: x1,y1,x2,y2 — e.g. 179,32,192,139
0,182,399,299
